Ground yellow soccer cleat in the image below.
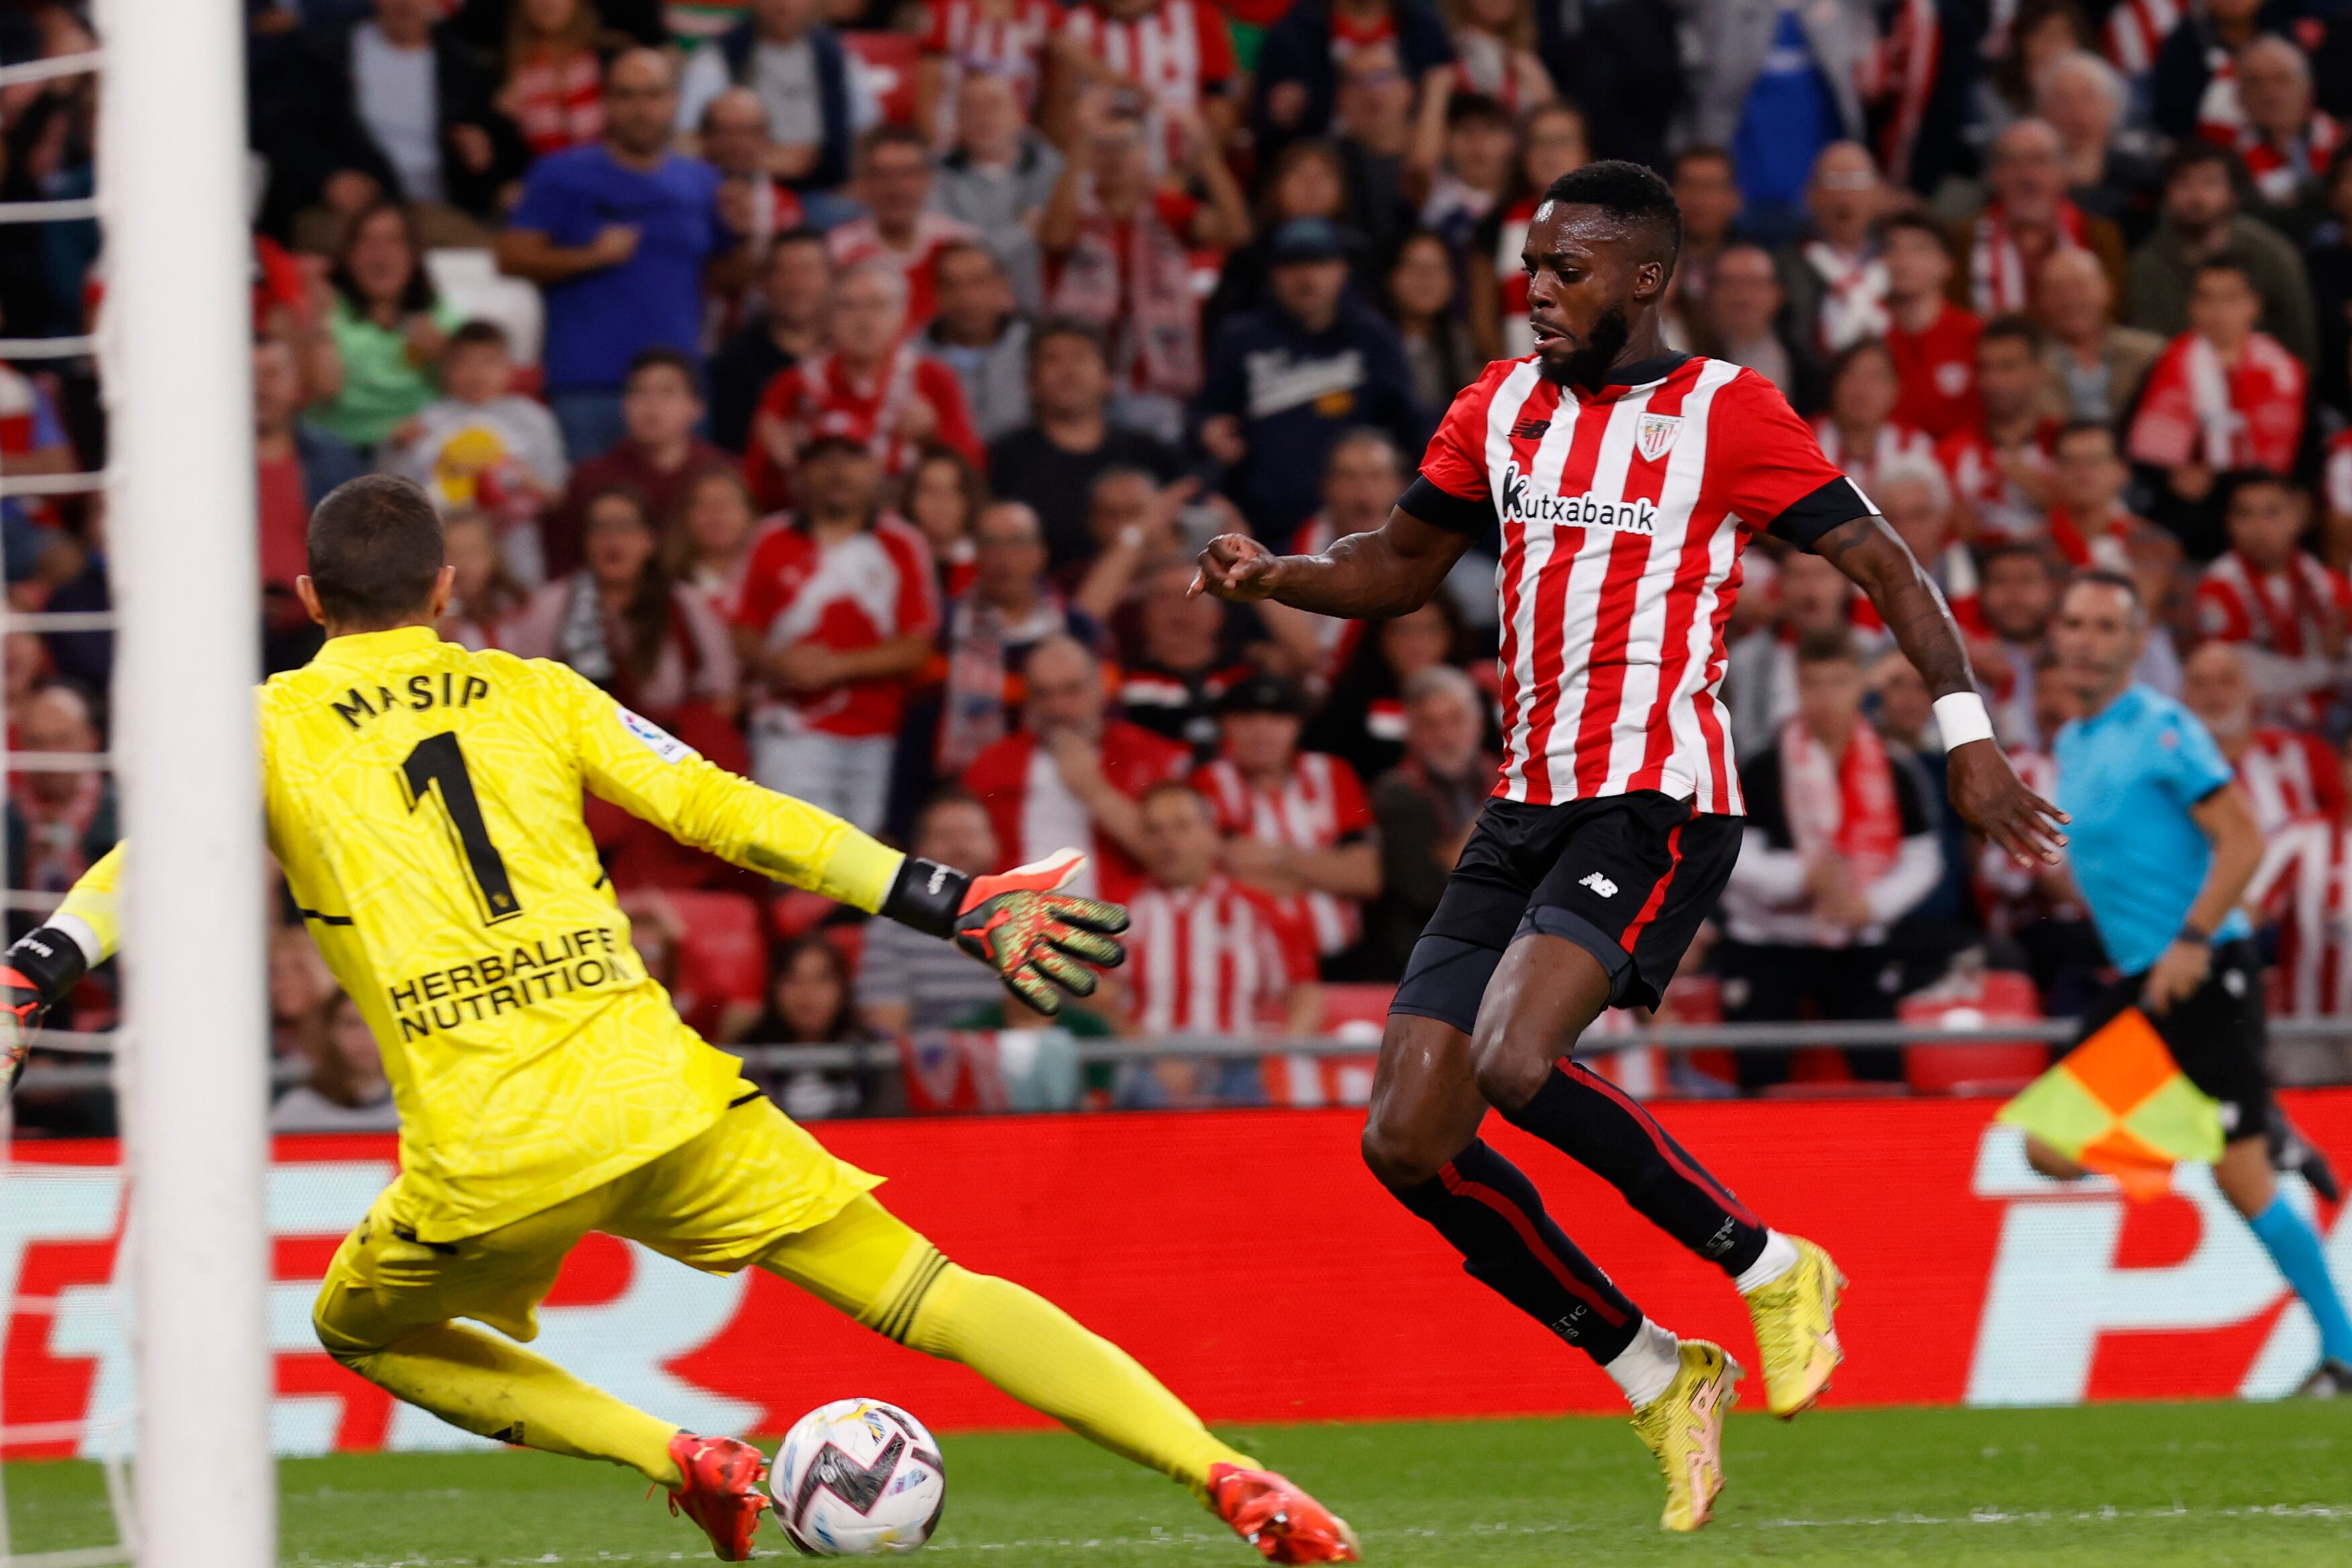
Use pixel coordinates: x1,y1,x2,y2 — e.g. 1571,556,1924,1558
1744,1235,1847,1418
1630,1339,1739,1532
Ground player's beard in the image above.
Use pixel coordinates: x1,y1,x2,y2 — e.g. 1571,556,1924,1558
1538,304,1632,389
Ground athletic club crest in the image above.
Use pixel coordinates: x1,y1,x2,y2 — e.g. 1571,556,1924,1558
1635,413,1682,462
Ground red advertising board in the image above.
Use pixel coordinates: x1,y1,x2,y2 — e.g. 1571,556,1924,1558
3,1091,2347,1456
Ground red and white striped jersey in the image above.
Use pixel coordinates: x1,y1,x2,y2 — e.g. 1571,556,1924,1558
2250,816,2352,1018
1058,0,1236,165
1409,353,1871,814
1123,873,1317,1036
1812,418,1937,497
1193,750,1375,954
920,0,1058,113
2239,725,2345,838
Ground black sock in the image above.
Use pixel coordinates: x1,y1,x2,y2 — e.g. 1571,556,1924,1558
1499,1059,1769,1277
1391,1138,1643,1363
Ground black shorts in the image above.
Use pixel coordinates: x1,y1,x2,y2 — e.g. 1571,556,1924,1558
1391,791,1742,1032
2070,938,2272,1142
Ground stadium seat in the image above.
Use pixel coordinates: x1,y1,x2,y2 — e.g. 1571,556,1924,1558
1318,983,1394,1037
1902,970,2049,1095
661,890,768,1040
771,889,838,942
424,249,544,367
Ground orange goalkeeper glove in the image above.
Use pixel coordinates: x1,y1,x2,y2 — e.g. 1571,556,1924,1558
880,847,1126,1016
0,925,84,1097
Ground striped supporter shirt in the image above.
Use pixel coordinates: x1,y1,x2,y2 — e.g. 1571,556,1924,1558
1193,751,1373,956
1124,873,1316,1037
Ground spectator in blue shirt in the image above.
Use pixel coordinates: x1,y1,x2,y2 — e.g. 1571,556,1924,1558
1195,217,1426,550
497,48,748,462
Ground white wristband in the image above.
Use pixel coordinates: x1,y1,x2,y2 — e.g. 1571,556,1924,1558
1933,691,1996,749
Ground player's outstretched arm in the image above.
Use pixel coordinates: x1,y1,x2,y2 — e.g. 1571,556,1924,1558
1189,505,1473,620
1,843,123,1095
565,673,1122,1014
1812,514,2071,866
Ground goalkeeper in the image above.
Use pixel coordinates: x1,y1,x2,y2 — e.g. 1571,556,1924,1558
0,477,1355,1566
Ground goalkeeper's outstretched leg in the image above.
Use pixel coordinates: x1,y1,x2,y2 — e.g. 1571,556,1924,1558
311,1097,1359,1564
753,1193,1360,1565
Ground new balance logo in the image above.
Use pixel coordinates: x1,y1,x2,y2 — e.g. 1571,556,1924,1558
1510,418,1551,440
1579,872,1619,899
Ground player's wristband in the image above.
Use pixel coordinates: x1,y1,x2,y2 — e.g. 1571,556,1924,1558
1932,691,1996,749
880,856,973,940
2,925,89,1008
2176,920,2214,947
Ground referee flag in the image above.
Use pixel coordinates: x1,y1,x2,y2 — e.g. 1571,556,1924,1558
1996,1008,2226,1200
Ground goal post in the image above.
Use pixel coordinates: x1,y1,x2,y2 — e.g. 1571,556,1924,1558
97,0,277,1563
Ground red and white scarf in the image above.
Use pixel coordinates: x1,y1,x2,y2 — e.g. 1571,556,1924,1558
1044,183,1202,397
2045,503,2138,571
1858,0,1941,189
1803,241,1890,354
1781,717,1904,891
1969,198,2088,314
2128,331,2306,474
2235,112,2345,204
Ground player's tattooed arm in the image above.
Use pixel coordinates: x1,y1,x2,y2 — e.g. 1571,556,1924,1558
1189,508,1473,620
1812,514,2071,866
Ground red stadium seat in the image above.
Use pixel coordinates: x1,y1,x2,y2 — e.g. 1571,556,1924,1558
1902,970,2049,1095
771,889,838,942
663,891,768,1039
1318,983,1395,1035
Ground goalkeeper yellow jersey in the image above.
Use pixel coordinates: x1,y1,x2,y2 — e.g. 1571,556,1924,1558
59,626,907,1241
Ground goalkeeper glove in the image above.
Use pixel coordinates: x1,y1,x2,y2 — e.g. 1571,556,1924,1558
881,848,1127,1016
0,925,85,1097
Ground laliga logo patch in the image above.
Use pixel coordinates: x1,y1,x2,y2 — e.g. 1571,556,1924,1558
618,707,695,765
1634,413,1682,463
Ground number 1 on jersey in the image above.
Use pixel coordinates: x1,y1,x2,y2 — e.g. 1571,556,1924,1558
399,731,524,924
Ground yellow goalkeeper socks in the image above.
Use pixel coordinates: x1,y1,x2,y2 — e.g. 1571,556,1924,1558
893,1259,1252,1499
327,1322,683,1486
757,1193,1250,1500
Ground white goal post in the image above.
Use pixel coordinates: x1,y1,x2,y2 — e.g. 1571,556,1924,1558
96,0,276,1563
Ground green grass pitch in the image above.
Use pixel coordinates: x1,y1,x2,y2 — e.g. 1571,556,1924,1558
4,1402,2347,1565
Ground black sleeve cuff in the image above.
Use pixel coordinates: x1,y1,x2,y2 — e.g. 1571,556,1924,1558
1398,475,1493,538
1769,475,1876,549
879,856,972,939
4,926,88,1005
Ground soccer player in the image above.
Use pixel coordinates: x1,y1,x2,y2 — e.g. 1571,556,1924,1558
1193,160,2068,1531
0,477,1357,1565
2033,571,2352,1395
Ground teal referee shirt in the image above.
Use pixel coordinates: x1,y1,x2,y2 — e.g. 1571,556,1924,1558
2051,683,2250,976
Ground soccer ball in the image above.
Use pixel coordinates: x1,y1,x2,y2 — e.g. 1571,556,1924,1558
771,1399,946,1555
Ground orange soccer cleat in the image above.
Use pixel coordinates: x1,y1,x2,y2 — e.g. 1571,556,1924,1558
664,1432,772,1561
1207,1463,1362,1564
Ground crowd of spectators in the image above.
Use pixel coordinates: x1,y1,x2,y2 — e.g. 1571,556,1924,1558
9,0,2352,1123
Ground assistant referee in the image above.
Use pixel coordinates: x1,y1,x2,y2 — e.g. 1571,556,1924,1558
2035,569,2352,1395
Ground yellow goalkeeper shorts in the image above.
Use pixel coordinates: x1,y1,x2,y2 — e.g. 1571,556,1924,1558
314,1089,883,1353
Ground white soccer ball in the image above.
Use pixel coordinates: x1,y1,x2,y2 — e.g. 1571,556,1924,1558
771,1399,946,1555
